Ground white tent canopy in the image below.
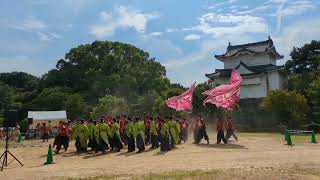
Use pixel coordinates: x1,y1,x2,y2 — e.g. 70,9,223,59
28,110,67,128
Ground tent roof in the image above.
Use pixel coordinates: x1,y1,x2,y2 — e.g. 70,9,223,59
28,110,67,121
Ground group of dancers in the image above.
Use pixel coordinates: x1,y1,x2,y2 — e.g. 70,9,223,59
52,114,238,154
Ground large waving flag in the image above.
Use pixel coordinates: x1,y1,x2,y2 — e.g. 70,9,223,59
203,69,243,110
166,82,196,111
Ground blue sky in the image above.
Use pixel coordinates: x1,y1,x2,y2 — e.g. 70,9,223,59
1,0,320,86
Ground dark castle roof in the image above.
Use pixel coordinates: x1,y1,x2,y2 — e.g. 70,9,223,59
205,62,284,79
215,38,283,61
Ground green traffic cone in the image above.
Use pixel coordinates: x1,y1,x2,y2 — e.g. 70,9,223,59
285,130,292,146
44,144,54,165
311,131,317,144
18,133,22,143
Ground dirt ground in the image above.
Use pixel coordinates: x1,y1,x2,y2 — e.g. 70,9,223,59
0,132,320,180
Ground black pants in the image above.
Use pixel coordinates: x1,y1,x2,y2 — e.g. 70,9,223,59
75,137,86,152
145,128,151,145
226,129,238,141
120,132,128,146
136,134,145,152
109,136,114,150
193,128,198,142
113,135,123,151
42,133,49,142
151,134,159,148
127,135,135,152
97,137,109,152
160,135,170,152
180,128,188,143
88,138,97,150
169,131,176,149
217,130,227,144
194,127,209,144
56,135,69,152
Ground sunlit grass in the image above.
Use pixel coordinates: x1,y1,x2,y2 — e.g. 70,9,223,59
239,132,320,144
66,167,320,180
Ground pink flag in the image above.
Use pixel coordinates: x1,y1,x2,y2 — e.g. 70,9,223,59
166,82,196,111
203,69,243,110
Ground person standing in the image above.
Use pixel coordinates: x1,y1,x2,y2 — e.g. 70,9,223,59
126,117,136,152
192,118,200,144
73,120,90,152
48,120,53,137
167,117,180,149
199,116,210,144
144,116,152,145
119,115,128,146
87,119,97,151
226,115,238,141
135,117,145,153
111,118,123,152
41,123,50,142
179,117,189,143
159,118,171,152
54,122,70,153
216,118,227,144
96,118,110,153
150,117,159,149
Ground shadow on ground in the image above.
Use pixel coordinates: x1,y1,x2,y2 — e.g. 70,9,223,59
196,143,247,149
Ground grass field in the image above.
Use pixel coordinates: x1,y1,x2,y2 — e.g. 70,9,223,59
68,167,320,180
239,132,319,144
0,132,319,180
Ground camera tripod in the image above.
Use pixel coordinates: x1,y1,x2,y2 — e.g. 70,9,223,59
0,126,23,171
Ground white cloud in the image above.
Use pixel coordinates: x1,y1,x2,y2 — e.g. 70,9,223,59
164,36,255,85
8,17,61,41
62,0,90,14
192,13,268,37
229,0,238,4
268,0,316,33
37,32,62,41
0,55,52,76
167,28,179,33
184,34,201,41
281,0,315,16
273,18,320,64
10,17,47,32
139,34,183,55
208,2,225,9
89,6,159,38
149,32,162,36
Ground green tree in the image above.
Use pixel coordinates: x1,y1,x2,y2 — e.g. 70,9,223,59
0,82,16,110
192,82,216,116
31,88,68,111
152,84,185,116
92,95,128,118
261,90,309,128
41,41,170,108
285,40,320,75
307,78,320,124
65,94,88,120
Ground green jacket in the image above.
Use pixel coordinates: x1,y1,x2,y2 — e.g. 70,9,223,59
87,123,96,140
125,122,135,137
167,120,180,142
136,121,145,139
150,120,157,136
96,122,110,144
73,124,89,148
111,122,121,139
160,123,170,137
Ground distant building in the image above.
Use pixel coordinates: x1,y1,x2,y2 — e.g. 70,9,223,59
28,110,67,129
205,37,286,99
